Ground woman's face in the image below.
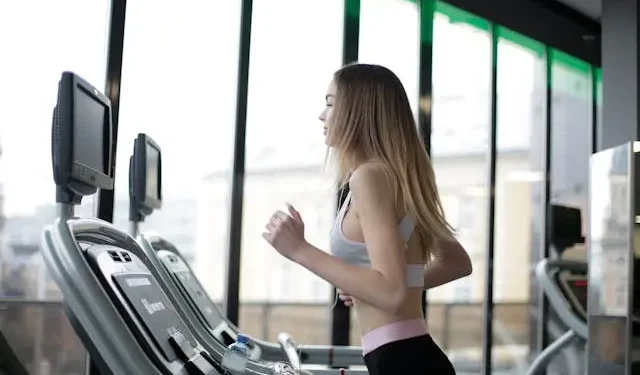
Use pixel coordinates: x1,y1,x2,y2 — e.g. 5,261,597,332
318,80,337,146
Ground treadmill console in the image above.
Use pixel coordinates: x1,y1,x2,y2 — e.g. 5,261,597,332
157,250,221,331
557,271,588,322
155,249,263,360
82,243,226,375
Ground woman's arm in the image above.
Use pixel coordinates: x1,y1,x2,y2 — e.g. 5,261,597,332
338,240,472,305
293,164,409,314
423,238,473,289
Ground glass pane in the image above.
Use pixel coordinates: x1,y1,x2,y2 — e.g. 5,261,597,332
241,303,330,344
546,50,592,375
113,0,242,301
492,29,546,374
0,1,111,300
358,0,419,115
239,0,343,344
428,7,491,373
0,301,86,375
550,51,593,222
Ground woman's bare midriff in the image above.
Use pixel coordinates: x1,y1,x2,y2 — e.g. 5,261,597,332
351,288,425,335
350,229,427,335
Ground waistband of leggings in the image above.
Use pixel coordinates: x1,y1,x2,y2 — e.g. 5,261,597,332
361,318,428,355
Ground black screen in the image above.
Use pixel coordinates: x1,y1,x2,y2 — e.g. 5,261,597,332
73,86,106,173
146,143,159,201
558,274,588,320
567,278,588,312
112,272,194,362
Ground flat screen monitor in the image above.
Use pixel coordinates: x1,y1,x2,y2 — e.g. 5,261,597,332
52,71,114,196
73,86,107,175
130,133,162,220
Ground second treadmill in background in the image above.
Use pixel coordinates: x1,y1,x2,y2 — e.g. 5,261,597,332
127,134,367,373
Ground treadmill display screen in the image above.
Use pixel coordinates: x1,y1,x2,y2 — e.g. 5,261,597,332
112,272,195,362
558,273,588,320
174,271,220,329
568,279,588,312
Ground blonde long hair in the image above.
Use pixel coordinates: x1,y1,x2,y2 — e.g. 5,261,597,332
327,63,455,258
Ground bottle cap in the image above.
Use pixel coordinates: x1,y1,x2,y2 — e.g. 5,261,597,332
237,334,250,344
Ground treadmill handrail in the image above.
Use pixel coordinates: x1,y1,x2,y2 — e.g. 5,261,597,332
277,333,302,369
535,259,588,339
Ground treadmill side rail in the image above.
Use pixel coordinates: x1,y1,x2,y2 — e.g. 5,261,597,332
535,259,588,338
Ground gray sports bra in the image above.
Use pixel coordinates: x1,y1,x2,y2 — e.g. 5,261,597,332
329,192,425,288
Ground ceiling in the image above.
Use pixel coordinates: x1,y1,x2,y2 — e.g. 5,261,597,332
555,0,601,20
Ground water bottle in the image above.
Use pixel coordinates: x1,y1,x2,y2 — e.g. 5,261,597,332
222,334,252,374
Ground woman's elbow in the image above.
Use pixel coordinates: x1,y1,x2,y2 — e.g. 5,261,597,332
440,239,472,279
446,252,472,282
461,260,472,277
452,242,473,278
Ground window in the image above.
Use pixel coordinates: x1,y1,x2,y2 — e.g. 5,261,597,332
238,0,343,344
453,280,472,302
550,50,593,229
280,262,291,296
492,28,547,373
359,0,419,115
543,50,593,375
0,1,112,373
113,0,242,302
0,0,111,298
428,5,491,371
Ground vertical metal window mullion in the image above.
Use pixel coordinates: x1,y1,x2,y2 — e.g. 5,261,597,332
97,0,127,224
330,0,360,348
536,45,553,373
591,66,598,154
480,21,498,375
417,0,435,319
225,0,254,326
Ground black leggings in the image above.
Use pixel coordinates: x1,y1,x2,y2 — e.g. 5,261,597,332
363,334,456,375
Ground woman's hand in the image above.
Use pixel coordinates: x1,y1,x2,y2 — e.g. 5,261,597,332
262,204,307,261
337,289,354,307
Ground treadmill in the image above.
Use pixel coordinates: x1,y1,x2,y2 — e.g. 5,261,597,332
526,205,640,375
139,232,365,373
126,134,367,374
41,71,298,375
525,259,588,375
526,205,588,375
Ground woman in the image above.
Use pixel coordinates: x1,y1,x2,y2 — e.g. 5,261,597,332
262,63,472,375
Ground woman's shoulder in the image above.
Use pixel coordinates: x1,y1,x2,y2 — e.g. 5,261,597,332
349,162,390,188
348,162,398,205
